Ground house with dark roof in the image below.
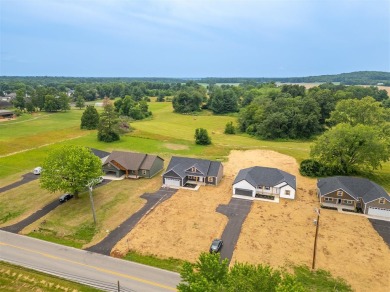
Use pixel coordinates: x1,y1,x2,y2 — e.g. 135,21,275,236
102,151,164,179
317,176,390,218
0,110,14,119
90,148,110,163
162,156,223,188
232,166,296,202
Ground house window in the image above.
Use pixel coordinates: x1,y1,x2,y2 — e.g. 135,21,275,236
142,170,147,175
324,197,333,202
208,177,213,183
191,167,196,172
265,186,270,190
337,191,343,196
285,190,290,196
258,185,263,189
343,200,353,204
379,198,385,204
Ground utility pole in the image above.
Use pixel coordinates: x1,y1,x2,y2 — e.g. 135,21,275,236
312,208,320,270
87,182,97,225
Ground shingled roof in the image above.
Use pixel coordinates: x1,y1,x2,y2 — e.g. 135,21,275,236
233,166,296,189
165,156,221,178
104,151,163,171
317,176,389,203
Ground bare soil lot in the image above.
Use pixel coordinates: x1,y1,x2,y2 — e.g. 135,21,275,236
114,150,390,291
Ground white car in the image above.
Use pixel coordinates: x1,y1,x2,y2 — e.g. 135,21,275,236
33,167,42,175
93,176,104,185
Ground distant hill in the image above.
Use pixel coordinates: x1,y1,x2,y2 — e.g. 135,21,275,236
200,71,390,86
0,71,389,86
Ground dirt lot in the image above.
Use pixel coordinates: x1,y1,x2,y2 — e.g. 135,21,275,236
114,150,390,292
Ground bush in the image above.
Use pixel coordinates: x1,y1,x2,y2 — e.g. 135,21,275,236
194,128,211,145
224,121,236,134
299,159,329,177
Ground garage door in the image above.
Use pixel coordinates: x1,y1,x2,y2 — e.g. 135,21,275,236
164,178,181,187
368,207,390,218
234,188,253,197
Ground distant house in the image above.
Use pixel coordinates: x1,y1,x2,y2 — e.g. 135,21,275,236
162,156,223,188
232,166,296,202
317,176,390,218
0,110,14,119
102,151,164,178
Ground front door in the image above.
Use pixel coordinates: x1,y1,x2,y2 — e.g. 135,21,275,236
337,198,342,204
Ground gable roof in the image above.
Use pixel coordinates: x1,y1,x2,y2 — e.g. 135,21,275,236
164,156,222,178
90,148,111,159
317,176,389,203
103,151,163,171
233,166,296,190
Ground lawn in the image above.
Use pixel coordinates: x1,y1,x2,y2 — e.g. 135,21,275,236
0,261,99,292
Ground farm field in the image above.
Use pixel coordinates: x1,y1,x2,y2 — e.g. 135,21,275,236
0,100,389,291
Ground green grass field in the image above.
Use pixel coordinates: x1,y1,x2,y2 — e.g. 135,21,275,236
1,101,388,190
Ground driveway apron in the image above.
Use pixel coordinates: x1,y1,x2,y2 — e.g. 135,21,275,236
369,219,390,248
216,198,252,264
86,187,177,255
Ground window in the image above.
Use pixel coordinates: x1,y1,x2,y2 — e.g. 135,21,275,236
208,177,213,182
337,191,343,196
142,170,147,175
343,200,353,204
379,198,385,204
258,185,263,189
324,197,333,202
265,186,270,190
285,190,290,196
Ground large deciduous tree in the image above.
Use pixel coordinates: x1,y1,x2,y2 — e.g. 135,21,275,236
172,90,203,113
310,123,390,174
209,88,239,114
97,102,120,142
40,145,103,199
81,105,99,130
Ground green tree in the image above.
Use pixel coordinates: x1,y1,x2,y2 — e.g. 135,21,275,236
172,90,203,113
210,88,239,114
224,121,236,134
40,145,103,199
58,92,71,111
13,89,25,110
97,103,120,142
328,96,390,126
75,96,86,109
194,128,211,145
81,106,99,130
43,94,60,112
310,123,390,174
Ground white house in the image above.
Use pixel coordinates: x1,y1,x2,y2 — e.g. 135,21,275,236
232,166,296,202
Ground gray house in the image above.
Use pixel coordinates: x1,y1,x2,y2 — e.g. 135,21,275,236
317,176,390,218
162,156,223,188
232,166,296,202
102,151,164,178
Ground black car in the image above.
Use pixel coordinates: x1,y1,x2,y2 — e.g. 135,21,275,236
209,239,223,253
59,193,73,203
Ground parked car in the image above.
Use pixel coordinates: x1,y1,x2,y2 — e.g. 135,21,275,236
59,193,73,203
209,239,223,253
33,167,42,175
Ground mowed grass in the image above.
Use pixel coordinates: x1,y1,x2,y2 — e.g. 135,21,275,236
23,176,162,248
1,101,389,190
0,261,100,292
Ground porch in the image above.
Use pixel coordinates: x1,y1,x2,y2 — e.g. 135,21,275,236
321,202,356,212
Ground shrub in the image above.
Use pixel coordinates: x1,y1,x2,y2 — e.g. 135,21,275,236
299,159,329,177
224,121,236,134
194,128,211,145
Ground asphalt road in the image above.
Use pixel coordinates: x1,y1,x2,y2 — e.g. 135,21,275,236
0,173,39,193
369,219,390,247
87,187,177,255
216,198,253,264
0,231,181,292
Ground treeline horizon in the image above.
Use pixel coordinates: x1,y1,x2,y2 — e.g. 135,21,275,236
1,71,389,86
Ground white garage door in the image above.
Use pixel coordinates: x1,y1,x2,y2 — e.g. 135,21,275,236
164,178,181,187
368,207,390,218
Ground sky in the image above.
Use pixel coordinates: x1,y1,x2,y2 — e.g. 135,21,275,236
0,0,389,77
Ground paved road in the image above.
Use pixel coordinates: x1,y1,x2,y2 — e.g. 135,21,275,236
87,187,177,255
1,179,111,233
369,219,390,248
0,173,39,193
0,231,181,292
216,198,253,264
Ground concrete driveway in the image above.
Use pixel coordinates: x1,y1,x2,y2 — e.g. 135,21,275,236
216,198,253,264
